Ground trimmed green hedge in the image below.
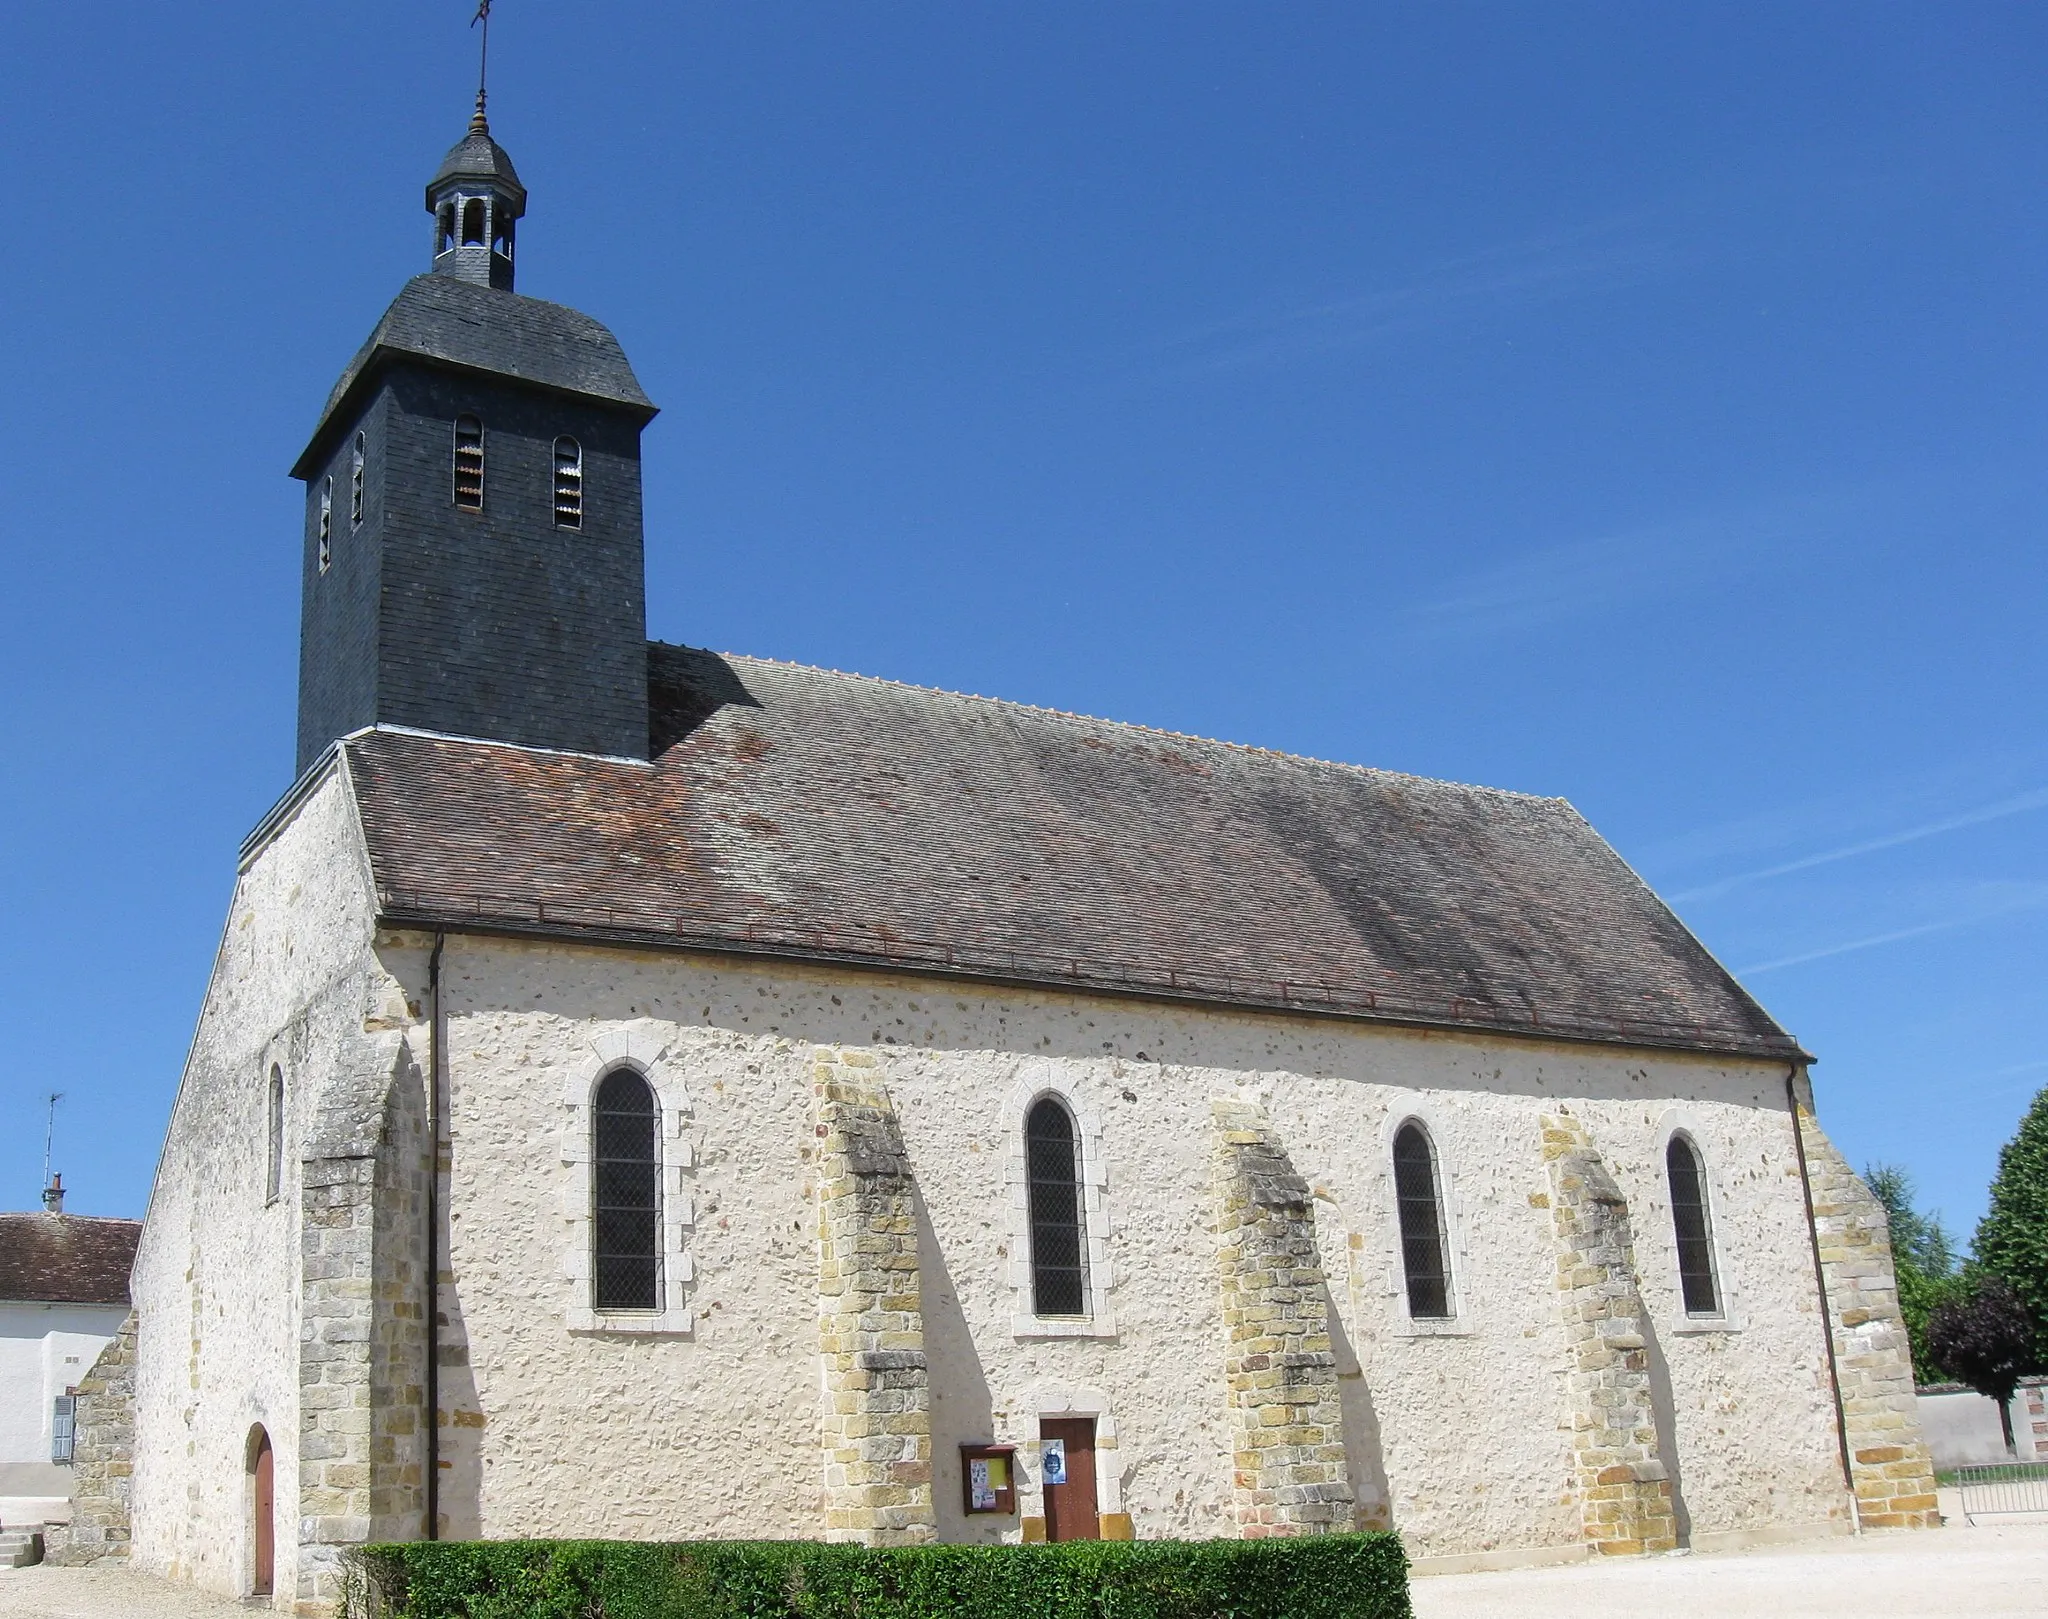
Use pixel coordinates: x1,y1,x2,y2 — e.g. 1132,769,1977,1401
342,1533,1411,1619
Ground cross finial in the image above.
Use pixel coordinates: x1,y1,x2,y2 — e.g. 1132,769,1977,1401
470,1,494,133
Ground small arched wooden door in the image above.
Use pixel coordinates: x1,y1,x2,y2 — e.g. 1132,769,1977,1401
249,1427,274,1597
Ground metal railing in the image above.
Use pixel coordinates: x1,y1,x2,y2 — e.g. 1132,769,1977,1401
1955,1461,2048,1522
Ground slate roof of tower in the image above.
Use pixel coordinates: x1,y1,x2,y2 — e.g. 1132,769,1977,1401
338,644,1804,1062
428,129,527,208
292,275,656,478
0,1215,141,1306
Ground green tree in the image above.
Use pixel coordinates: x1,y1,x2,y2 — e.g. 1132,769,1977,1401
1973,1081,2048,1364
1864,1161,1964,1384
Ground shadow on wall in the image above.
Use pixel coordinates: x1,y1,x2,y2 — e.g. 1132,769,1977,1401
1641,1314,1692,1548
917,1190,1000,1544
1324,1286,1393,1531
434,1270,485,1540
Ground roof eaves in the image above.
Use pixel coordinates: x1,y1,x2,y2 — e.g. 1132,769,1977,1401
371,893,1812,1066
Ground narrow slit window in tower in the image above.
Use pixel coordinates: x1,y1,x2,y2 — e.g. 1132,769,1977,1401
265,1065,284,1206
453,416,484,509
317,479,332,572
553,436,583,528
349,432,366,527
1393,1121,1453,1318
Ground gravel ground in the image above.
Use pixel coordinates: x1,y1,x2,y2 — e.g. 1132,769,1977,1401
2,1522,2042,1618
1411,1521,2048,1619
0,1563,252,1618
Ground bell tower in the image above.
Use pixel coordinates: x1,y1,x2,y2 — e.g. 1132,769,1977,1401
288,100,659,776
428,95,526,291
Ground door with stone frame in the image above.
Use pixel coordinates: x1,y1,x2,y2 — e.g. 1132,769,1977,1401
1040,1418,1100,1542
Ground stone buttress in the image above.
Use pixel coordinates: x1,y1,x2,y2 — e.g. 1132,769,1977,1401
44,1312,138,1567
1209,1099,1357,1536
1795,1100,1939,1528
296,1034,432,1608
1540,1113,1677,1556
812,1050,936,1544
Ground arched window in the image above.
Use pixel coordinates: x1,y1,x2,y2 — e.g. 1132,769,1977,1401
492,217,515,261
1392,1121,1452,1319
452,415,484,510
317,478,332,573
460,197,486,247
349,431,366,527
1025,1097,1086,1316
436,204,455,256
592,1068,660,1312
552,436,583,528
265,1065,284,1206
1667,1135,1720,1315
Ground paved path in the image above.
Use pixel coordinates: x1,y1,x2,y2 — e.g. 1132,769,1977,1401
1412,1522,2048,1619
3,1523,2043,1617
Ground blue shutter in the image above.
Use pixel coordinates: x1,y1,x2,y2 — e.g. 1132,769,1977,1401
51,1396,76,1464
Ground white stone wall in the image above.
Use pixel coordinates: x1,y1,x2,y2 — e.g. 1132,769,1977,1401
390,930,1852,1559
129,767,413,1608
0,1301,129,1468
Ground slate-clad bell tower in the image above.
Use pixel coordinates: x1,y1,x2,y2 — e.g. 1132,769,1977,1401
290,103,658,776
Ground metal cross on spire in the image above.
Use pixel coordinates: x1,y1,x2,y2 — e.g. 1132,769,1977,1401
470,0,495,135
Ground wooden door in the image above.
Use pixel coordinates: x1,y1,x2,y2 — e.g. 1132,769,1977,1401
1040,1418,1099,1542
252,1430,275,1597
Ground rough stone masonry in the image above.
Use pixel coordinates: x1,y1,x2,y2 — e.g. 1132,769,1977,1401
1210,1098,1357,1536
812,1051,936,1545
1541,1112,1678,1557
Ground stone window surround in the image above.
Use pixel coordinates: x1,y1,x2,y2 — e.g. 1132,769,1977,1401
1377,1103,1475,1337
1002,1068,1115,1339
1650,1107,1744,1334
559,1028,695,1336
1005,1382,1125,1528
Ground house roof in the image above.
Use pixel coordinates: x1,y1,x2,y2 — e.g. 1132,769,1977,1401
340,645,1804,1062
0,1215,141,1306
291,274,657,479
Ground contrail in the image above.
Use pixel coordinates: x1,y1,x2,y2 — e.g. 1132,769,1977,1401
1674,786,2048,904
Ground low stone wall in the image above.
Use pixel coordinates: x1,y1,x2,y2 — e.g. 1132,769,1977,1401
1209,1099,1355,1536
43,1312,137,1567
1917,1378,2048,1468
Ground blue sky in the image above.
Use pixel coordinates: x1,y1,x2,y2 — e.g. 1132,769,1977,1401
1,4,2042,1242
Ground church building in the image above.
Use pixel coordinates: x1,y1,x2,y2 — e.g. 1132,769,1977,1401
69,105,1937,1610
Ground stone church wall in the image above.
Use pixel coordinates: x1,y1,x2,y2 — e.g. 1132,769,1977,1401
372,929,1863,1561
130,767,422,1611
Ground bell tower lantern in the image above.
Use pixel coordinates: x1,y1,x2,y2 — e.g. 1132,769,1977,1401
428,95,526,291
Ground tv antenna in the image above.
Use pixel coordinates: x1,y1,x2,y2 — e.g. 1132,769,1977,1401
43,1092,62,1192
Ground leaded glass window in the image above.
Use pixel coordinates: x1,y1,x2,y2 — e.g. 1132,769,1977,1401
1667,1135,1720,1315
593,1068,660,1312
1393,1121,1452,1319
1025,1097,1086,1317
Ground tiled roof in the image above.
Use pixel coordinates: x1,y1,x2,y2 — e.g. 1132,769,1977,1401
291,275,656,478
343,645,1804,1062
0,1215,141,1306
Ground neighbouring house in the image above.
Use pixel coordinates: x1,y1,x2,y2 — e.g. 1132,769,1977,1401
0,1187,140,1539
102,102,1940,1613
